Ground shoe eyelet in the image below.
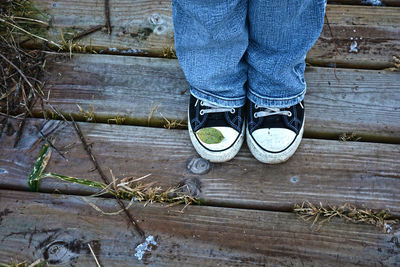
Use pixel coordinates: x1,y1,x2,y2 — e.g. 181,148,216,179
200,101,204,106
254,113,258,119
199,109,205,116
254,104,259,109
288,111,292,117
230,108,235,114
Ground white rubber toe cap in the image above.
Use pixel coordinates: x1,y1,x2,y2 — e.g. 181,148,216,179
196,127,239,151
251,128,296,152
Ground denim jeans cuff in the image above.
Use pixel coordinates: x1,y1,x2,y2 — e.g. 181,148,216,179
247,87,306,108
190,86,246,108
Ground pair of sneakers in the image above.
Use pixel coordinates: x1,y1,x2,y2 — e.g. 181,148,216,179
188,94,305,163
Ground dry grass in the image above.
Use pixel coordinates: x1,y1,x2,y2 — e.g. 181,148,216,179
339,132,362,142
162,46,176,58
107,114,126,125
59,28,97,57
393,55,400,69
294,202,398,232
29,144,200,210
114,172,199,208
0,0,60,47
0,258,47,267
0,0,49,118
0,0,100,120
147,102,159,126
161,113,187,129
76,100,96,123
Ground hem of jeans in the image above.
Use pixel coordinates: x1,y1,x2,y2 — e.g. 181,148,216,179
190,86,246,108
247,87,306,108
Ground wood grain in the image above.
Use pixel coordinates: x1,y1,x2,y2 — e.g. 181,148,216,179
35,54,400,142
330,0,400,6
27,1,400,68
1,117,399,214
0,190,398,266
310,5,400,68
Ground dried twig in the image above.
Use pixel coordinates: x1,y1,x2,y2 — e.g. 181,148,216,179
0,17,62,49
13,96,37,147
12,42,47,147
37,130,66,160
88,243,102,267
81,196,136,216
69,115,145,240
147,102,159,126
324,13,340,82
70,25,104,42
0,53,34,89
104,0,112,35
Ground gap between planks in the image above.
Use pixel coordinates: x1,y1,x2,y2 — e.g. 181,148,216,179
33,53,400,144
24,1,400,69
331,0,400,6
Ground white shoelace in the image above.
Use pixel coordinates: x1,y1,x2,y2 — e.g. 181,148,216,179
253,102,304,118
195,99,235,115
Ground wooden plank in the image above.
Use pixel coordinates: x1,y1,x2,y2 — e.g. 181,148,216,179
309,5,400,68
1,117,399,214
0,189,398,266
329,0,400,7
27,2,400,68
35,54,400,142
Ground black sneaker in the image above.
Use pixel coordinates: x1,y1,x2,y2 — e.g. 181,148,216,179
188,94,245,162
246,100,305,164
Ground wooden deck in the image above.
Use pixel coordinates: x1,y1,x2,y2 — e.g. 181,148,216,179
1,0,400,266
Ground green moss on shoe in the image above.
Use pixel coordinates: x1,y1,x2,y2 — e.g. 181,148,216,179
197,128,224,144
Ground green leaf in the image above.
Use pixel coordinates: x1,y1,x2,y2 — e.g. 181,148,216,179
197,128,224,144
40,172,107,189
27,144,106,192
28,144,52,192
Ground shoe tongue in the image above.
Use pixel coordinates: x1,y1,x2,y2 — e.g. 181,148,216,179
255,104,303,134
203,111,227,128
259,113,286,129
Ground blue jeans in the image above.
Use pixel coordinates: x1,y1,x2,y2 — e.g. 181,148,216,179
172,0,326,108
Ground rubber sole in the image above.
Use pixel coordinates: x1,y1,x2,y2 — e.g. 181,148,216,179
246,119,305,164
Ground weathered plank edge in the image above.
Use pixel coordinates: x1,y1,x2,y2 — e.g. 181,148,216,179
33,53,400,144
329,0,400,6
0,189,399,266
21,3,400,69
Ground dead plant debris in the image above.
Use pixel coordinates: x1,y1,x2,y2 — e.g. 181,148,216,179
294,202,398,232
107,114,126,125
162,46,176,59
0,0,49,118
77,100,96,123
28,144,200,210
393,55,400,69
0,258,47,267
161,113,187,129
339,132,362,142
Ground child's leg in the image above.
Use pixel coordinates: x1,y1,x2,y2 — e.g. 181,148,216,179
246,0,326,108
172,0,248,162
172,0,248,108
245,0,326,164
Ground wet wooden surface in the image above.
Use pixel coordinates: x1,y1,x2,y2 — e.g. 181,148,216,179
36,54,400,142
1,117,400,214
0,190,399,266
331,0,400,6
1,1,399,266
28,1,400,68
